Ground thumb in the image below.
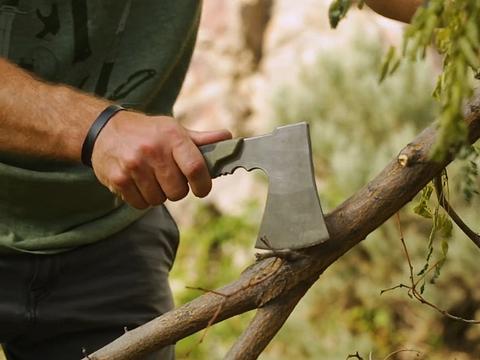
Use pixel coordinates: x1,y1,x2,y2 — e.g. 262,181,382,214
188,129,233,146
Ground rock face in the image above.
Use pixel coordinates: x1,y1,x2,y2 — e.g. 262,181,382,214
170,0,404,220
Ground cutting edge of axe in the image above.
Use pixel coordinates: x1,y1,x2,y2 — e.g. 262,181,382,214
200,122,330,250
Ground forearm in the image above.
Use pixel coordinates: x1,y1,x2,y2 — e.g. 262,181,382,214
0,58,108,162
365,0,423,23
0,58,232,209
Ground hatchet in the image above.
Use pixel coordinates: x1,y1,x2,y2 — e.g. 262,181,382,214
199,122,329,250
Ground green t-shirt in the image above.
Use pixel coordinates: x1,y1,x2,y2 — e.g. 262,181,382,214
0,0,201,253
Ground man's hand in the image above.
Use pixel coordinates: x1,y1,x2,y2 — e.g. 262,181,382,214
91,112,232,209
0,58,231,209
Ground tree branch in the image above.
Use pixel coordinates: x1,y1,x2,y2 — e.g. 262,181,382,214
433,175,480,248
84,96,480,360
224,279,315,360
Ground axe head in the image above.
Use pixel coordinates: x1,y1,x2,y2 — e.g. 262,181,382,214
200,122,329,250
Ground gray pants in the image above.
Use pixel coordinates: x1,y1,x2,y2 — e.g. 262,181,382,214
0,206,178,360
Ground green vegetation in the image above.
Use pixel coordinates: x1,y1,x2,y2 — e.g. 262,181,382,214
172,33,480,359
330,0,480,160
398,0,480,160
271,37,437,208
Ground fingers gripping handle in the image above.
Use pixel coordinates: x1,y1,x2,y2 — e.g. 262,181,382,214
200,138,243,177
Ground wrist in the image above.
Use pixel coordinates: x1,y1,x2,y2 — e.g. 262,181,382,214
50,85,110,162
81,104,126,167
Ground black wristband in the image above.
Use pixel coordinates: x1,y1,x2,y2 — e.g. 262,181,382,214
81,104,125,167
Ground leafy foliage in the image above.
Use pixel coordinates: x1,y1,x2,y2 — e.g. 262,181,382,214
328,0,364,28
327,0,480,328
413,175,453,291
456,145,480,203
331,0,480,160
405,0,480,160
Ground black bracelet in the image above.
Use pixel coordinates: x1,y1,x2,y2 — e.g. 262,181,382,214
81,104,125,167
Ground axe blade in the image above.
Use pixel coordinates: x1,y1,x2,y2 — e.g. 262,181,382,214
200,122,329,250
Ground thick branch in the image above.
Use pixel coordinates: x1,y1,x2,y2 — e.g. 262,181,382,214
85,97,480,360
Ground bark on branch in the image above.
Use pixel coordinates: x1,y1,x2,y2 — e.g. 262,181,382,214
224,279,315,360
84,97,480,360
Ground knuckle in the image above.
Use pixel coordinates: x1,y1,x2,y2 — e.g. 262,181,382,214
184,159,206,179
163,125,188,148
138,142,157,158
110,173,130,189
152,153,169,172
162,122,183,139
123,155,142,172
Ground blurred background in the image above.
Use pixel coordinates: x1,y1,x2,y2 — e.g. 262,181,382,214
167,1,480,359
2,1,477,360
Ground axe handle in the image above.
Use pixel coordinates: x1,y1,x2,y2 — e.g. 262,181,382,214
199,138,243,177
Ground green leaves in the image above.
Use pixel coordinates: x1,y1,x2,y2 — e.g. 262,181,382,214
328,0,352,29
403,0,480,160
327,0,480,291
413,175,453,291
328,0,366,28
413,184,434,219
379,47,401,82
457,145,480,203
335,0,480,160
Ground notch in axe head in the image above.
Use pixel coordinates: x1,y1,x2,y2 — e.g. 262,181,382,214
199,122,329,250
